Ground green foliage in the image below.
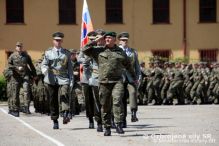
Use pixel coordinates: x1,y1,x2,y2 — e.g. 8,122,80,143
0,76,7,101
172,57,189,63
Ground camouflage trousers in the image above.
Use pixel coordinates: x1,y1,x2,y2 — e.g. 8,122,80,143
9,76,31,111
7,79,13,111
99,81,124,128
32,80,50,114
45,83,70,120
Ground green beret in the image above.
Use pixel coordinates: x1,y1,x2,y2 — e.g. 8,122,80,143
104,31,117,38
117,32,129,40
52,32,64,39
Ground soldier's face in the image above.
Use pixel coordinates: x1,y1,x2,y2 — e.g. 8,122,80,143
71,53,77,60
53,39,63,48
119,39,128,47
105,36,116,47
15,45,23,52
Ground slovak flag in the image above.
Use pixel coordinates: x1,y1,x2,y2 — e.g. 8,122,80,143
80,0,94,48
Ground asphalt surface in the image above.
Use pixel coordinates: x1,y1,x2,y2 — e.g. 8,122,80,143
0,103,218,146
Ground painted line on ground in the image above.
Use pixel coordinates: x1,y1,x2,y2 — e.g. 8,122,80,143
0,108,65,146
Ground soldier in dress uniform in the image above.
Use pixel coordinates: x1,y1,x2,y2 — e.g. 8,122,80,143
41,32,73,129
118,32,141,127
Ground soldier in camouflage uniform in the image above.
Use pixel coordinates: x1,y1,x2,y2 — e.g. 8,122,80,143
33,57,50,114
190,63,200,104
183,64,194,104
166,62,184,105
145,62,155,105
83,32,135,136
41,32,73,129
148,60,163,105
3,67,13,114
195,62,209,104
207,63,219,104
161,62,174,104
7,42,37,117
138,61,148,105
69,49,82,116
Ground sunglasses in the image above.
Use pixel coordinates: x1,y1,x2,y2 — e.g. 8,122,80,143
16,45,22,47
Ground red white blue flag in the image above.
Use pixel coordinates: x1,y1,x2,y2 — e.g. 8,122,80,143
80,0,94,48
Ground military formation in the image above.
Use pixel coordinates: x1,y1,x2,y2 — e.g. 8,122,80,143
138,58,219,106
3,30,219,137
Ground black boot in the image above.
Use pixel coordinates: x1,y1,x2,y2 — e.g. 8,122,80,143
116,123,125,134
97,123,103,132
131,109,138,122
53,120,59,129
63,111,70,124
89,117,94,129
10,111,19,117
122,120,127,128
25,107,31,114
104,128,111,136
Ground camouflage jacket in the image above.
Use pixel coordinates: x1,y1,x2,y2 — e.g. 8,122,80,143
7,51,36,78
83,43,136,83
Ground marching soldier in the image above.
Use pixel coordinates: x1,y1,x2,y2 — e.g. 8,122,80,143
78,31,96,129
41,32,73,129
88,29,106,132
7,42,37,117
83,31,136,136
118,32,141,127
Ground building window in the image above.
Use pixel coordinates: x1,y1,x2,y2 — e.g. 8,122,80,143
59,0,76,24
106,0,123,23
153,0,170,24
152,50,171,61
199,49,218,62
6,0,24,23
200,0,216,22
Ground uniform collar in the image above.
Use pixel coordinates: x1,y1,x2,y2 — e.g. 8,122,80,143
53,47,62,51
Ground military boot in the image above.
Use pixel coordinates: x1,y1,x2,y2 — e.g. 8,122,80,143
122,120,127,128
63,111,70,124
116,123,125,134
89,117,94,129
8,110,12,114
10,111,19,117
97,123,103,132
131,109,138,122
53,120,59,129
104,128,111,136
24,106,31,114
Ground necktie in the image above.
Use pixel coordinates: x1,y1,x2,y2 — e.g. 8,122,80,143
57,50,59,56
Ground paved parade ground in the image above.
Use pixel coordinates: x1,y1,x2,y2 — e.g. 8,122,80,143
0,103,218,146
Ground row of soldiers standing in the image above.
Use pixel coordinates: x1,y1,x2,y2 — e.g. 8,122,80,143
138,60,219,105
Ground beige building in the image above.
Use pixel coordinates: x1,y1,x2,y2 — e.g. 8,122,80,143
0,0,219,74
